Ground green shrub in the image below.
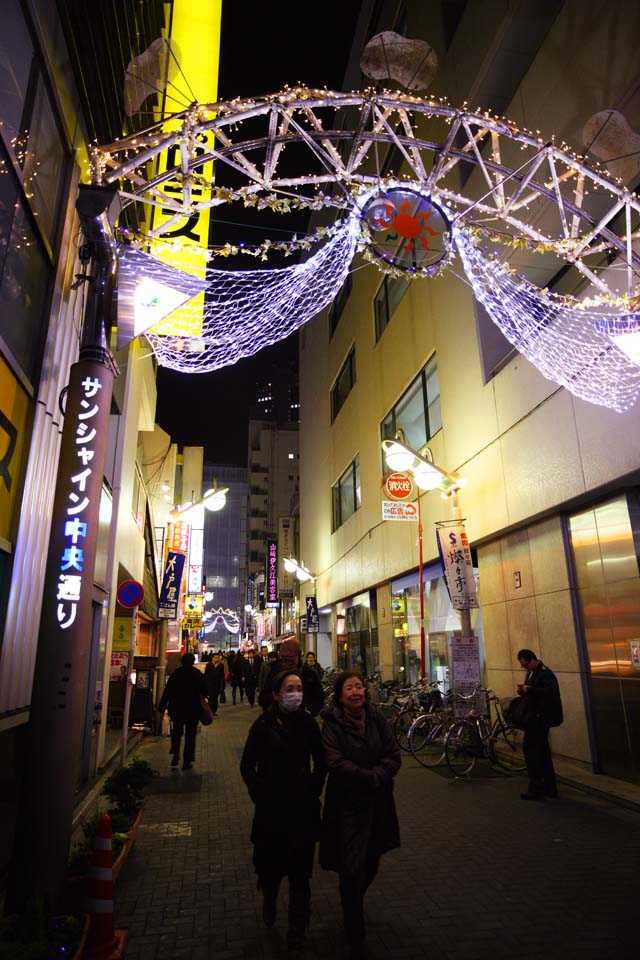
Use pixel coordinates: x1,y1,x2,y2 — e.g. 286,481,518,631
102,758,158,817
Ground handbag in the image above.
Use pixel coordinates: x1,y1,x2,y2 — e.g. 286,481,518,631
200,697,214,726
219,689,226,704
503,695,534,730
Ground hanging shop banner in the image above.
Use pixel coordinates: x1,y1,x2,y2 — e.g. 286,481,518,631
436,522,478,610
266,539,278,605
158,550,186,619
305,596,319,633
0,356,30,549
382,500,418,521
278,517,294,598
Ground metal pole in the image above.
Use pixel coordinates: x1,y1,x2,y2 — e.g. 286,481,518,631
417,490,426,681
121,604,138,764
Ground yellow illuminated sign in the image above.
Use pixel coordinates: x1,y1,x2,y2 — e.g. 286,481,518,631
150,1,222,338
0,357,30,547
113,617,132,652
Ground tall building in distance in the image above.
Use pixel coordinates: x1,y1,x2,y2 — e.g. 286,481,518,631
202,463,247,648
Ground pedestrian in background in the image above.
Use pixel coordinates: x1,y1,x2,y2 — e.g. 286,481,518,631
516,648,563,801
320,671,401,960
240,669,327,960
231,648,247,704
305,651,324,680
260,638,325,717
158,653,208,771
204,651,225,717
245,649,261,707
258,650,281,709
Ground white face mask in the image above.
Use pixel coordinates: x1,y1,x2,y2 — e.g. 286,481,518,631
280,691,304,712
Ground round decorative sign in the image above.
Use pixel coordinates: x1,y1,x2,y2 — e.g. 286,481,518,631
361,188,451,273
117,579,145,608
383,472,414,500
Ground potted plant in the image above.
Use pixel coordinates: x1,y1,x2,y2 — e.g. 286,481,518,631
101,758,158,878
0,899,89,960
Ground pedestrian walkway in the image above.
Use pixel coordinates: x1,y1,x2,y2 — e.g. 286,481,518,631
116,702,639,960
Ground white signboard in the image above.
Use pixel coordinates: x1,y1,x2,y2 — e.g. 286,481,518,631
450,636,483,716
382,500,418,521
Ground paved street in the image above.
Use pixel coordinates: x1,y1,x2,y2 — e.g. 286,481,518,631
116,703,639,960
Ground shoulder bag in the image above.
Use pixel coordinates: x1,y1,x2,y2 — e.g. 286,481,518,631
200,697,214,726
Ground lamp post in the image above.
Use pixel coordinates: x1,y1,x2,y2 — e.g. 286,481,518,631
284,557,318,651
381,432,467,682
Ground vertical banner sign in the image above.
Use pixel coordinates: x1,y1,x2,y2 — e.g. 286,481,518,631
435,522,478,609
28,357,114,902
306,596,320,633
158,550,186,618
278,517,294,598
266,539,278,606
148,1,222,342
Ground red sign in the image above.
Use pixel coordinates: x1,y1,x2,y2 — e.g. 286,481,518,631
383,472,413,500
117,579,145,608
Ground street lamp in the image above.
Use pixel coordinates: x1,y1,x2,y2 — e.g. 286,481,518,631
381,431,468,681
284,557,316,583
169,483,229,522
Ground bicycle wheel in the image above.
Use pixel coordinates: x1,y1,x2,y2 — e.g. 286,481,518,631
490,722,526,772
445,720,478,776
394,706,418,752
409,714,446,768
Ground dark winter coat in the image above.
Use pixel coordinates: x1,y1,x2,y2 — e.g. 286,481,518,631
257,660,282,709
231,653,247,685
204,660,225,697
158,664,207,722
320,705,401,877
521,661,563,727
240,705,327,850
244,656,261,686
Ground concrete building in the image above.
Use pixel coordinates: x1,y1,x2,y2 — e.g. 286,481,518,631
299,0,640,785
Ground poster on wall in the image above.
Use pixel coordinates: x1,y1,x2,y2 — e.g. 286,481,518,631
449,636,483,716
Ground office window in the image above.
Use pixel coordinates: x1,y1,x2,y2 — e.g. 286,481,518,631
329,273,352,337
332,456,361,531
374,274,410,341
331,345,356,421
381,356,441,451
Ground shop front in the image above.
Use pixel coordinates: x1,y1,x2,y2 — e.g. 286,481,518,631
336,590,379,676
390,561,483,689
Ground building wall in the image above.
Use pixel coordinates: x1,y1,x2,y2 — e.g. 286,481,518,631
299,0,640,779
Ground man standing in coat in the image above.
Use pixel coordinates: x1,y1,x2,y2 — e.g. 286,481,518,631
158,652,208,770
516,648,563,800
259,638,325,717
204,651,226,716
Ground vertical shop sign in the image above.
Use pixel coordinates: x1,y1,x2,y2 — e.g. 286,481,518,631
450,636,483,716
435,521,478,609
266,539,279,606
278,517,294,598
158,550,186,618
306,596,319,633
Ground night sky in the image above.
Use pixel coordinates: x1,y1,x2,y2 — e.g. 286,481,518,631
154,1,364,464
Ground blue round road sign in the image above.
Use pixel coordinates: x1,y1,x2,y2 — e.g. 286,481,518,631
117,579,145,608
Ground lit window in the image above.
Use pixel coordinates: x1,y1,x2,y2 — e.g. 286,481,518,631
288,453,295,459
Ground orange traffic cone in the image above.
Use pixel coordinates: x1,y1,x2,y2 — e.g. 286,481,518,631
82,813,129,959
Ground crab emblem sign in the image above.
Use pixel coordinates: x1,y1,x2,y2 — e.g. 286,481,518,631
362,187,450,273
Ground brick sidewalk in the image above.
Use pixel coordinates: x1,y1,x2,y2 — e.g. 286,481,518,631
116,702,639,960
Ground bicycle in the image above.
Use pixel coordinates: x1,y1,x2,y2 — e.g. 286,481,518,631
393,681,443,752
407,686,476,768
444,688,526,777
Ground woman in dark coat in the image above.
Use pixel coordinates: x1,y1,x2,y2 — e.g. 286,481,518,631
240,670,327,960
320,671,401,960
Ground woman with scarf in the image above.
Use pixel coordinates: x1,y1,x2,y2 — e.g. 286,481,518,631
320,671,401,960
240,670,327,959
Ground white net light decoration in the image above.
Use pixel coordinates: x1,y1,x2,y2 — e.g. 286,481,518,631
94,88,640,410
146,218,358,372
453,224,640,411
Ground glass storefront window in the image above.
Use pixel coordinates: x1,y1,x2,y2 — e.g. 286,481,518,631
391,570,482,688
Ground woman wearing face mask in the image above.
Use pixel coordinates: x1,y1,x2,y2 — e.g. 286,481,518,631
240,670,327,960
320,671,401,960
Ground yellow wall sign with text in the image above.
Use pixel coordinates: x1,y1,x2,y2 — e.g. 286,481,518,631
150,0,222,339
0,357,31,548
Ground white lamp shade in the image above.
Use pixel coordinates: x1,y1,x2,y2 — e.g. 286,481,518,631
284,558,297,573
296,568,311,582
203,489,226,511
384,442,415,471
413,463,443,490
